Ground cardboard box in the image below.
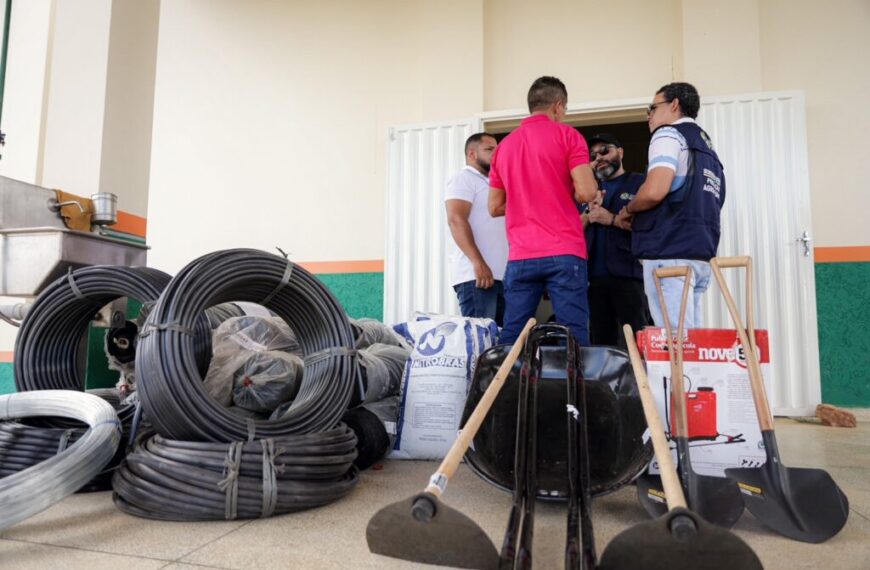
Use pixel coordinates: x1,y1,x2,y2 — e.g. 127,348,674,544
636,327,772,476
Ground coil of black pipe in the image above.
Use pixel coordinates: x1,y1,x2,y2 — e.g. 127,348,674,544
112,425,359,521
136,249,359,442
14,265,172,396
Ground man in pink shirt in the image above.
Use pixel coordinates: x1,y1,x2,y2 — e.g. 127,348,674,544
488,76,598,344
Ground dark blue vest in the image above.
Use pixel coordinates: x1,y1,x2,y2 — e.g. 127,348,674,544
631,122,725,260
586,172,645,280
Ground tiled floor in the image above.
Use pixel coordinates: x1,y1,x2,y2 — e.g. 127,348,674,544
1,418,868,569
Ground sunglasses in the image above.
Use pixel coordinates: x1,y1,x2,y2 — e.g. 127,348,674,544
590,144,616,160
647,100,671,115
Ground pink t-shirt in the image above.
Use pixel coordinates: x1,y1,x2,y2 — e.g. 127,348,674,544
489,114,590,261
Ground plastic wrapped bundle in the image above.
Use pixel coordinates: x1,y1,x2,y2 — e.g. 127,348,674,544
358,343,409,403
351,318,409,350
231,351,303,414
203,316,302,407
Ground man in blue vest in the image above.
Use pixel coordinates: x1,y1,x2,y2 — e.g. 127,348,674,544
581,133,650,346
615,82,726,329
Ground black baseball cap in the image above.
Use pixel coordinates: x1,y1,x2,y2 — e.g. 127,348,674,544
587,133,622,148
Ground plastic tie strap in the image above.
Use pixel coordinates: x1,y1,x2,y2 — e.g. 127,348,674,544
260,438,279,518
218,441,243,520
93,419,123,432
246,418,256,443
57,429,75,454
260,259,295,306
66,268,88,302
139,321,194,338
304,346,356,368
128,400,144,448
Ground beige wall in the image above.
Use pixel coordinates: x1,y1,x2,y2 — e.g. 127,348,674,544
0,0,156,215
759,0,870,248
483,0,684,110
0,0,53,184
39,0,113,198
145,0,483,275
482,0,869,247
99,0,161,216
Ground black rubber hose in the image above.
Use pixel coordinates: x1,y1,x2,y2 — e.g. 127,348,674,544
136,249,359,442
112,425,359,521
14,265,172,395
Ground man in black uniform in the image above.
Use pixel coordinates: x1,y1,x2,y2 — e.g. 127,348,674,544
581,133,650,347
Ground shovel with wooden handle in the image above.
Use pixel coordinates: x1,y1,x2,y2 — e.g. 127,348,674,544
636,265,745,528
366,318,535,570
598,325,763,570
711,256,849,543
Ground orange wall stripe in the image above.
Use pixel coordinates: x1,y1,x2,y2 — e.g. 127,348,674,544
0,351,13,363
113,210,147,238
814,246,870,263
299,260,384,274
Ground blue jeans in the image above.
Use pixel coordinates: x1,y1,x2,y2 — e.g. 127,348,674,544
642,259,712,329
500,255,590,346
454,280,505,327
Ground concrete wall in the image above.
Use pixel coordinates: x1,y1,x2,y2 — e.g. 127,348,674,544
145,0,483,275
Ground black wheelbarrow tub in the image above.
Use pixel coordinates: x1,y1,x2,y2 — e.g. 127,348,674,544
462,344,652,500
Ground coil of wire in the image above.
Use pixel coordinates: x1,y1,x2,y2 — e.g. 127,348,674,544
136,248,359,442
112,425,359,521
0,417,126,492
0,391,121,531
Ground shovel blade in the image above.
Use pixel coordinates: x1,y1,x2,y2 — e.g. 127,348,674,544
598,507,763,570
726,465,849,543
366,494,499,570
637,471,744,528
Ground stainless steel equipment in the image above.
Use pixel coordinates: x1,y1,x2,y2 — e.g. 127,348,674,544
0,176,147,296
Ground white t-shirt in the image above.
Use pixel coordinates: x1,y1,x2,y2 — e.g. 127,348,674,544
648,117,695,193
445,166,509,286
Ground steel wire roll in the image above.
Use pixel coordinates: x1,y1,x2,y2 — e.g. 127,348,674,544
136,249,359,441
0,391,121,531
0,419,125,492
112,425,359,521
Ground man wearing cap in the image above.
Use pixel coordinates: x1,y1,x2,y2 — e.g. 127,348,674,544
615,82,726,329
488,76,598,345
445,132,508,326
581,133,650,346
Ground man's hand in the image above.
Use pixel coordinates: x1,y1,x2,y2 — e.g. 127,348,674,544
615,206,633,230
587,206,614,225
473,259,495,289
592,189,605,208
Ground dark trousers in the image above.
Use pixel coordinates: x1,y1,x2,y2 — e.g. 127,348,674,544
454,280,505,327
500,255,590,346
588,277,651,348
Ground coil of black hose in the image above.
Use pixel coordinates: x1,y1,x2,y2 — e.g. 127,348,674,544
14,266,172,396
136,249,359,441
112,425,359,521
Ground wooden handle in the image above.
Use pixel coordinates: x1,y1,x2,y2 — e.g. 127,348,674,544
423,318,536,497
654,266,692,279
709,257,774,431
710,255,751,269
652,266,692,438
623,325,687,510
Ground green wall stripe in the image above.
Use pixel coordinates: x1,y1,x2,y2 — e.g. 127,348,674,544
815,262,870,406
0,363,13,395
316,272,384,321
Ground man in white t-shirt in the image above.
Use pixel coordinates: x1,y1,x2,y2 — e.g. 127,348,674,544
445,132,509,326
